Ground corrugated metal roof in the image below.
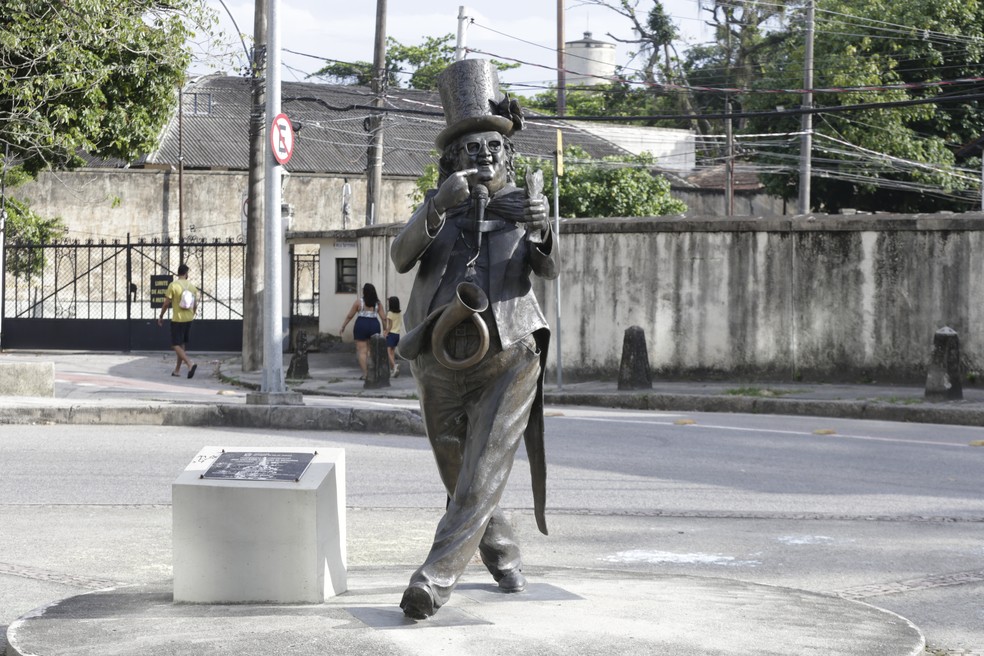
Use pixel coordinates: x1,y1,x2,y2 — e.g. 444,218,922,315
120,74,631,176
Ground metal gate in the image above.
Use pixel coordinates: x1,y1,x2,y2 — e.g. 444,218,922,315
2,237,246,351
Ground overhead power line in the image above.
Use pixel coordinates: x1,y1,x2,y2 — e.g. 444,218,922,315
525,91,984,123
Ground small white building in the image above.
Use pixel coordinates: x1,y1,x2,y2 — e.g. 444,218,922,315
575,123,696,172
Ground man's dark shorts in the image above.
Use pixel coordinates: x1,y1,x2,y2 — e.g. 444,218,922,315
170,321,192,347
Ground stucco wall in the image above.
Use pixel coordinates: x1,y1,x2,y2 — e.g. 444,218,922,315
356,214,984,383
675,189,787,217
16,169,784,245
16,169,419,241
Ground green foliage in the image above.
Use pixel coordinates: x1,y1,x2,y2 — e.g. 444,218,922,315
0,0,213,174
387,34,457,91
741,0,984,212
411,146,685,218
517,147,686,218
2,166,67,276
410,160,439,206
312,61,375,87
312,34,518,91
524,79,685,128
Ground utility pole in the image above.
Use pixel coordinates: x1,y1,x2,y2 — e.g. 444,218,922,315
556,0,566,117
554,130,563,390
242,0,267,372
365,0,387,226
0,147,8,350
455,6,468,61
725,97,734,216
178,84,185,257
798,0,815,215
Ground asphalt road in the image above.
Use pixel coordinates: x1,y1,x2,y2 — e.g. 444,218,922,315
1,408,983,654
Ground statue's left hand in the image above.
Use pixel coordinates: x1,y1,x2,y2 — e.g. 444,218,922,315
517,195,549,230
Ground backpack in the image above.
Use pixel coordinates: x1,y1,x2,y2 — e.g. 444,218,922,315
179,288,196,310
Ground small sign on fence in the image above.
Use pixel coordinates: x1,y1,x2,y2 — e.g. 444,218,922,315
150,274,173,308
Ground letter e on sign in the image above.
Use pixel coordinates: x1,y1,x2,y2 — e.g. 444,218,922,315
270,113,295,165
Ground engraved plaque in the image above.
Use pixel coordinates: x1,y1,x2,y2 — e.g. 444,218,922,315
202,451,315,482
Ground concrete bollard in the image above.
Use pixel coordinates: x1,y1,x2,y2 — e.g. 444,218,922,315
618,326,653,391
364,334,391,389
925,326,962,401
286,331,310,380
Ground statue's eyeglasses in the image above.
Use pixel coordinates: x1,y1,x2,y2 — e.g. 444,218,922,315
463,138,503,155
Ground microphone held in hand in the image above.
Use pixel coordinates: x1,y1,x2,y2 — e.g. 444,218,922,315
471,183,489,225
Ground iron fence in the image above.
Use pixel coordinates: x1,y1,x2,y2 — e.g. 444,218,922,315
2,236,247,351
4,237,246,321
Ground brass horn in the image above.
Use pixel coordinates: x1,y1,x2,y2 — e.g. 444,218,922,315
430,282,491,370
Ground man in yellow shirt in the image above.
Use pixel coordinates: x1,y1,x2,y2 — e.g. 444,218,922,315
157,263,200,378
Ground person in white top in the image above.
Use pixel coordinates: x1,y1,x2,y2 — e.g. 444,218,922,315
340,282,384,379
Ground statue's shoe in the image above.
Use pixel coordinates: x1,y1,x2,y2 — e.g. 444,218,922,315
496,569,527,593
400,583,435,619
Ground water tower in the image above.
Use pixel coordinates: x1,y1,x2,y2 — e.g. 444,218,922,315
564,31,616,87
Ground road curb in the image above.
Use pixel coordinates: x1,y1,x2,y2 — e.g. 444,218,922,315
1,394,981,430
0,403,427,435
543,392,984,427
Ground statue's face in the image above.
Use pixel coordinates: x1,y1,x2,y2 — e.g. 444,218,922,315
456,130,507,193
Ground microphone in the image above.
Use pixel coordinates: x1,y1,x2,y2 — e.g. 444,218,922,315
471,184,489,225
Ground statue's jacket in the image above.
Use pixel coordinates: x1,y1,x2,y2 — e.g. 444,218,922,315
390,184,558,534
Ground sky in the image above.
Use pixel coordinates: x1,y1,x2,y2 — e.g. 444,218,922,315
197,1,713,94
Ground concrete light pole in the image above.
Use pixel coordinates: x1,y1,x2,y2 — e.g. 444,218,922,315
247,0,301,405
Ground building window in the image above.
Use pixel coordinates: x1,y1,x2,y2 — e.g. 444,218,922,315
336,258,357,294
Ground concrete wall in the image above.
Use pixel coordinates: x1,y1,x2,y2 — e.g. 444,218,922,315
16,169,785,245
16,169,419,241
356,214,984,383
676,189,787,217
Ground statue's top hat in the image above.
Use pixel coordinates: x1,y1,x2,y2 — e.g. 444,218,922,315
435,59,524,149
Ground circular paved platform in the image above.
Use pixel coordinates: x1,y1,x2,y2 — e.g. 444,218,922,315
6,567,924,656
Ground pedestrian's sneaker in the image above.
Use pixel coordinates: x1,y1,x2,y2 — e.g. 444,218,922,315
392,364,400,378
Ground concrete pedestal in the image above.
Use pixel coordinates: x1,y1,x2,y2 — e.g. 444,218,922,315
172,446,346,604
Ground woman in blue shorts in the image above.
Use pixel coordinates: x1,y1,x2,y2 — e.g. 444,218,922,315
340,283,384,379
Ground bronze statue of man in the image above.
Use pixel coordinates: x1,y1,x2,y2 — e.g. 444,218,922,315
390,58,557,620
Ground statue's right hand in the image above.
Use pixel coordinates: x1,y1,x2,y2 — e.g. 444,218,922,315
433,168,478,214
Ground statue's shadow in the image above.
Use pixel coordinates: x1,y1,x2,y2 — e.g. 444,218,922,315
345,583,582,629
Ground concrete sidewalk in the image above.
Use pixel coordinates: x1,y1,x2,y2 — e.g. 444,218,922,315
0,348,981,429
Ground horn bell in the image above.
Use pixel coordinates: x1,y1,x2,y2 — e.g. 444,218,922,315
431,282,491,370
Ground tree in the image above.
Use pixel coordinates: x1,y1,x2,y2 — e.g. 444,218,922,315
577,0,709,134
311,34,518,91
524,75,682,125
1,164,66,276
684,1,791,116
0,0,213,175
0,1,214,268
410,146,686,218
387,34,457,91
517,147,686,218
742,0,984,212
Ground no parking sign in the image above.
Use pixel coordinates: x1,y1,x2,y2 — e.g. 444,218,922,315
270,113,295,165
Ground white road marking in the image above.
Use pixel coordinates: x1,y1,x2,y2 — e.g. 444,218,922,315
554,416,971,448
601,549,761,567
